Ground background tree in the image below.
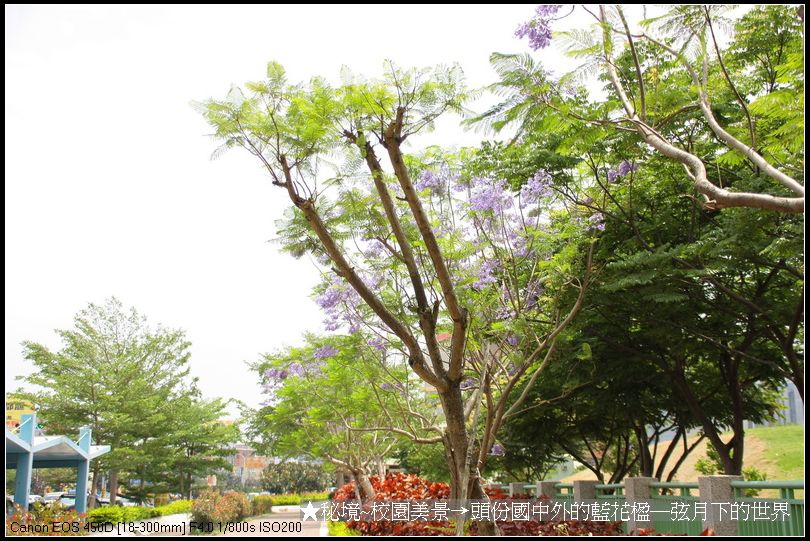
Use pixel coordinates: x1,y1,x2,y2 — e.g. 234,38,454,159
250,334,431,498
18,298,236,502
471,4,802,477
260,461,331,494
502,5,804,212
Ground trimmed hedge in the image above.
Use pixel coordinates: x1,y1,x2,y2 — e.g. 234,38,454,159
86,499,192,524
266,491,330,506
251,495,273,516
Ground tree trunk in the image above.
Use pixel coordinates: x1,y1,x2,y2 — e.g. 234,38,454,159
350,469,375,499
439,387,469,501
439,386,499,535
88,463,101,509
356,471,375,499
109,470,118,505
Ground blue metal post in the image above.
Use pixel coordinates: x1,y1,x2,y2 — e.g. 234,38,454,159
13,413,36,509
75,426,91,513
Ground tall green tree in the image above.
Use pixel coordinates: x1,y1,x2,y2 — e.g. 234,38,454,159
18,298,204,503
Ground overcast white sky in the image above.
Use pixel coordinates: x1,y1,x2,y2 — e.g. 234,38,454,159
5,5,737,415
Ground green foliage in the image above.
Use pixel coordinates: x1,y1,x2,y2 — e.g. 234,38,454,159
260,461,331,494
251,495,273,516
695,446,768,497
85,503,189,524
327,520,361,536
249,333,428,483
395,442,451,483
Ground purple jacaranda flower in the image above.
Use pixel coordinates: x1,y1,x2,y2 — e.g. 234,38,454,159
506,334,520,347
490,443,506,456
616,160,639,176
515,5,562,50
460,378,475,390
607,161,639,183
520,169,553,207
365,239,385,258
368,336,386,352
587,212,606,232
314,345,338,359
469,177,513,213
415,170,446,192
475,259,500,288
287,363,306,377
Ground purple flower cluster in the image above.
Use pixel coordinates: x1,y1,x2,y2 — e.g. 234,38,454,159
264,360,322,384
415,170,446,192
264,367,289,381
315,276,362,332
607,161,639,183
380,381,406,394
515,5,562,50
520,169,553,207
364,239,385,258
367,336,386,352
506,334,520,347
490,443,506,457
314,345,338,359
475,259,500,288
587,212,606,232
469,177,513,213
460,378,476,390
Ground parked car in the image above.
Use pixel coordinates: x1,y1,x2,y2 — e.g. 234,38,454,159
42,492,67,506
113,496,139,507
57,493,78,510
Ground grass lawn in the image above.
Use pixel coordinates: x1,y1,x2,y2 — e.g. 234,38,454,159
747,424,804,481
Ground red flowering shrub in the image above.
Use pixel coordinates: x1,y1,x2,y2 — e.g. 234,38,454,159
332,474,624,536
6,504,85,536
191,490,250,524
333,473,450,502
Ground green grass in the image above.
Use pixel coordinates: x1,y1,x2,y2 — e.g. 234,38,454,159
327,521,360,536
748,424,804,481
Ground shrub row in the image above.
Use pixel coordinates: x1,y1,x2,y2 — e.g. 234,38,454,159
266,491,330,506
251,495,273,515
191,490,250,524
85,499,193,524
333,473,626,536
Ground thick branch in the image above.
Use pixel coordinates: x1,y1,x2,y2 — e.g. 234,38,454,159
640,30,804,198
350,133,446,379
383,109,468,379
278,155,447,392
